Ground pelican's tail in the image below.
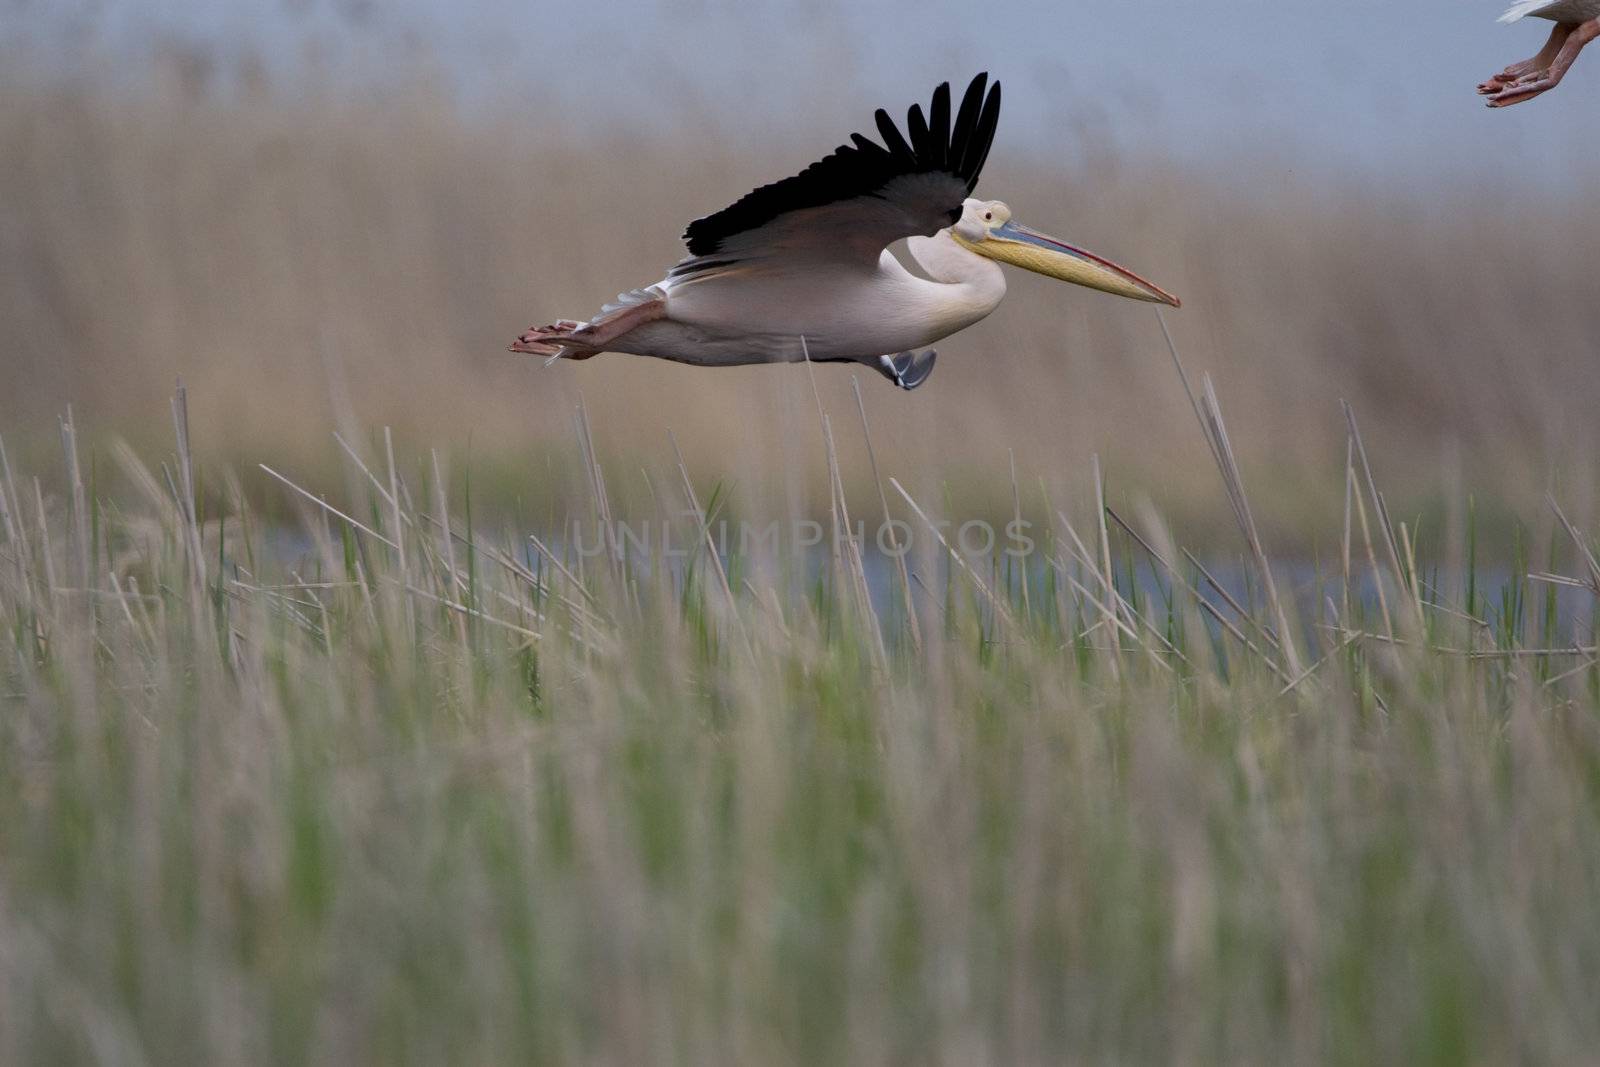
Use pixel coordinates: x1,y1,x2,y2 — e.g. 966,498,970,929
597,286,666,318
1499,1,1551,23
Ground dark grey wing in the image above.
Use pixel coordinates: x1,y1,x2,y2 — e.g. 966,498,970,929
672,74,1001,274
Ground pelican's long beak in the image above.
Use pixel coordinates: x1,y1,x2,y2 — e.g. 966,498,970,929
960,220,1180,307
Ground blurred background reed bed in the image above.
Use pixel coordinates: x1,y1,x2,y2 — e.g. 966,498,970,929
3,64,1600,545
0,385,1598,1063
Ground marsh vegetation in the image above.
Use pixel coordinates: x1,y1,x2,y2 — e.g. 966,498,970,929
4,54,1600,1065
2,371,1598,1062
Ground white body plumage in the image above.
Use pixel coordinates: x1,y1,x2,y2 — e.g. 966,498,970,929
613,229,1007,367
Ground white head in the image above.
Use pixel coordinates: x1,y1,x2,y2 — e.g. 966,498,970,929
948,198,1179,306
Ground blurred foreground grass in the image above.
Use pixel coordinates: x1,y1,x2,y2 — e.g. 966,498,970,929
1,384,1598,1064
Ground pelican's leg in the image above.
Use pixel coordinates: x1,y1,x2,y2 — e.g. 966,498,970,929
509,297,667,357
1487,19,1600,107
873,350,938,391
1479,23,1571,94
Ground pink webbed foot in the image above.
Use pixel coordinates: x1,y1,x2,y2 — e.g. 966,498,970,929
508,336,562,357
1478,59,1542,94
1484,72,1558,107
1483,19,1597,108
508,319,585,355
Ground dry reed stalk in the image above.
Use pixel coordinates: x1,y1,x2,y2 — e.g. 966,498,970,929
1009,449,1032,623
889,477,1017,633
1347,462,1396,647
1054,507,1176,671
384,426,417,638
33,480,58,622
574,393,626,602
1200,375,1302,675
170,384,206,590
668,429,751,660
1341,435,1354,625
430,449,468,644
853,376,921,654
0,433,34,612
797,341,885,669
1179,547,1282,653
1091,455,1122,680
1547,494,1600,596
1343,401,1422,629
1157,310,1302,676
1106,506,1285,681
58,408,91,622
258,464,396,549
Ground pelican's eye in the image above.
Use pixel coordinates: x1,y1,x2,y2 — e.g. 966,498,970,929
983,211,993,222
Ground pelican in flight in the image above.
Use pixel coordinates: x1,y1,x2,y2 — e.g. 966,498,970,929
510,73,1178,391
1480,1,1600,106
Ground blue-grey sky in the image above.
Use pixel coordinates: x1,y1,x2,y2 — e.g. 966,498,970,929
11,0,1600,187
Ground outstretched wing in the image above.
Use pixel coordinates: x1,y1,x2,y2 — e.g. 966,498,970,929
672,73,1002,276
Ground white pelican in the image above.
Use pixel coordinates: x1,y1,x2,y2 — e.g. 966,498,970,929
1480,1,1600,106
510,74,1178,391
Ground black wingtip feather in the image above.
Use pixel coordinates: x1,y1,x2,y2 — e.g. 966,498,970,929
874,109,914,161
849,132,884,160
964,80,1001,193
929,82,951,170
682,73,1003,256
906,103,930,159
951,73,987,171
